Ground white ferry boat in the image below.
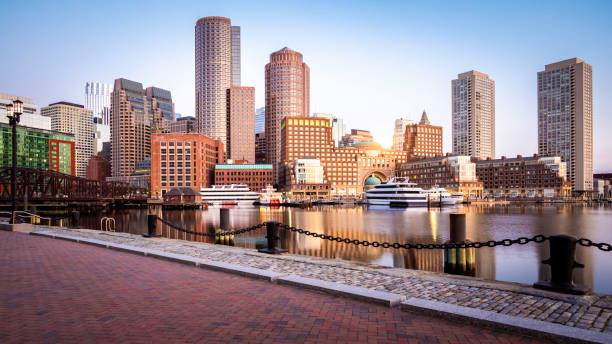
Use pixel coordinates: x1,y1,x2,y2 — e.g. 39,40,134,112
426,187,457,205
365,177,429,207
451,193,465,204
259,185,283,206
200,184,258,207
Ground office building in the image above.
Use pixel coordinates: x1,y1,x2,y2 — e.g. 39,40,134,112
255,132,266,163
340,129,374,148
314,113,346,147
228,86,255,163
452,70,495,160
214,164,273,192
475,155,571,197
0,93,50,130
403,110,443,159
110,78,151,177
150,132,223,198
146,86,175,133
255,107,265,134
41,101,94,177
538,58,593,193
231,26,241,86
86,155,111,181
392,118,414,151
195,16,232,149
0,123,75,175
167,116,196,133
397,155,483,197
266,47,310,182
85,82,112,154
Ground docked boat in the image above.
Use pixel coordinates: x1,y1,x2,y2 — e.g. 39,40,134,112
200,184,258,206
451,193,464,204
426,187,457,205
259,185,283,206
365,177,429,207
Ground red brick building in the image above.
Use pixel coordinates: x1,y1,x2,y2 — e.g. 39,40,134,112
86,155,111,181
403,111,443,159
150,133,223,198
227,87,255,163
214,164,273,192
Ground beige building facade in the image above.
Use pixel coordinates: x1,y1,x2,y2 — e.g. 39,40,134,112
40,101,94,177
228,86,255,163
452,70,495,160
538,58,593,193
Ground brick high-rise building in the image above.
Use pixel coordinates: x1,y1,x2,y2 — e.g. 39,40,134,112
403,110,443,159
41,101,94,177
86,155,111,181
111,79,172,177
392,118,414,151
195,16,232,150
452,70,495,160
266,47,310,182
227,86,255,163
150,133,223,198
538,58,593,193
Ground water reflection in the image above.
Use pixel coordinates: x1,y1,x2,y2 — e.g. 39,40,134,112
78,203,612,293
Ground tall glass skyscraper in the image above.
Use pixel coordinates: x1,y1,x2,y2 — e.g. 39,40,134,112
85,82,111,154
538,58,593,193
231,26,241,87
255,107,265,134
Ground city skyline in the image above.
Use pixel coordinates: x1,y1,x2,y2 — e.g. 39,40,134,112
1,1,611,171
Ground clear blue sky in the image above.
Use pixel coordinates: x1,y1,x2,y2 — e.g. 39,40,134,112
2,0,611,171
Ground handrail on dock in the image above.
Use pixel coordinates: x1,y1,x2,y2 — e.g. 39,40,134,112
100,217,116,232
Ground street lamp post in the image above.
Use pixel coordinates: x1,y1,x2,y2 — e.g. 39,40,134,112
6,100,23,224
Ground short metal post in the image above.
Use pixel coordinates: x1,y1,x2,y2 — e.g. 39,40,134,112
258,221,287,254
449,213,466,242
534,234,590,295
444,213,474,276
142,214,160,238
220,208,230,230
70,210,80,229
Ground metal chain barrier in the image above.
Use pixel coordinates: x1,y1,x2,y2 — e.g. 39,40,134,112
156,216,266,238
577,238,612,252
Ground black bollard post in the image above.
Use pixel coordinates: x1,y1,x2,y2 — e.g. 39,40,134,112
449,213,466,242
142,214,161,238
444,213,475,276
258,221,287,254
70,210,80,229
220,208,230,230
534,235,590,295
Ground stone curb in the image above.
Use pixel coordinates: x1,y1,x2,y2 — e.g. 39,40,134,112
277,275,405,307
29,230,612,343
401,298,610,344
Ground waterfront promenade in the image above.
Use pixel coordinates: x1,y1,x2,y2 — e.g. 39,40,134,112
0,231,545,343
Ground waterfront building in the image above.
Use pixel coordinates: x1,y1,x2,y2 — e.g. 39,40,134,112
403,110,443,159
85,82,111,125
255,132,266,163
392,118,414,151
40,101,94,177
538,58,593,193
150,132,223,198
255,107,265,134
397,155,483,197
281,116,357,195
86,155,111,181
146,87,175,133
167,116,196,133
475,155,571,197
214,164,273,192
1,93,50,130
356,146,408,190
313,113,346,147
0,123,75,175
266,47,310,183
452,70,495,160
228,86,255,163
290,158,330,199
231,25,241,86
340,129,374,148
195,16,232,149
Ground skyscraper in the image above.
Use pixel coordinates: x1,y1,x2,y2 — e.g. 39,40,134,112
145,87,175,133
110,78,164,177
85,82,111,155
452,70,495,160
227,86,255,163
265,47,310,182
313,113,346,147
231,26,241,86
40,101,94,177
255,107,265,134
538,58,593,193
392,118,414,151
195,16,232,150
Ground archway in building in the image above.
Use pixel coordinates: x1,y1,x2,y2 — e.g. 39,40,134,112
361,171,388,191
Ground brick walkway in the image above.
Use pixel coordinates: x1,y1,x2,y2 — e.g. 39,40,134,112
0,232,544,343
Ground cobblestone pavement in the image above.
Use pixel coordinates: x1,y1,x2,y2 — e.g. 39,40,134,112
31,227,612,334
0,231,548,344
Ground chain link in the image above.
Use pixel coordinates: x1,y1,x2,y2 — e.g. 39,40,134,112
578,238,612,252
156,216,266,238
278,223,549,250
